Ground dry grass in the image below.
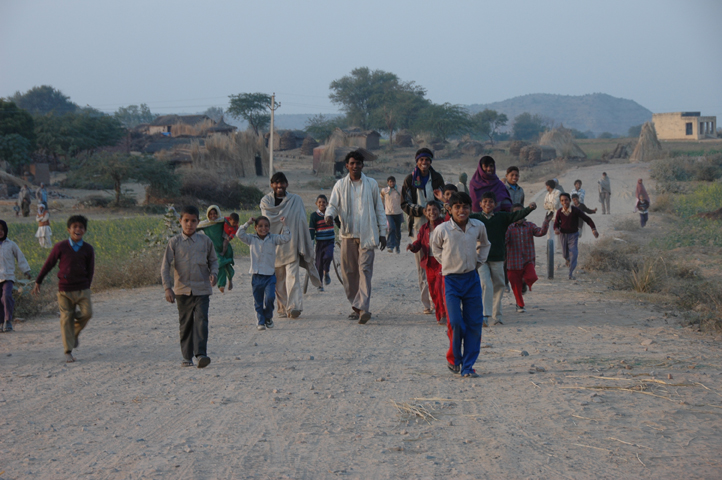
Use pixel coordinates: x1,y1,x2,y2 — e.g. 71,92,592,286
172,119,215,137
190,131,269,178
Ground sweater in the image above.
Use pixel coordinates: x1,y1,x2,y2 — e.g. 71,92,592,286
407,218,444,268
470,206,533,262
309,211,338,241
36,240,95,292
554,207,596,234
401,167,445,235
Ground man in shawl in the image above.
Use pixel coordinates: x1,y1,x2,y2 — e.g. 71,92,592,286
17,185,31,217
401,148,445,315
598,172,611,214
260,172,321,319
469,156,512,213
325,151,387,324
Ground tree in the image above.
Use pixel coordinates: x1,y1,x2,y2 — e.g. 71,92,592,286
414,103,472,141
227,93,272,135
329,67,400,129
598,132,615,139
0,100,36,173
471,109,508,145
511,112,547,141
203,106,224,122
34,112,125,160
0,134,32,172
304,114,346,142
10,85,79,115
369,82,428,144
114,104,157,128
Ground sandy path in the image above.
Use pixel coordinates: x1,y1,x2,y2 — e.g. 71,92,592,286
2,163,722,480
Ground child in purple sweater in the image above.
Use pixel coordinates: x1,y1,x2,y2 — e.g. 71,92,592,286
33,215,95,363
553,193,598,280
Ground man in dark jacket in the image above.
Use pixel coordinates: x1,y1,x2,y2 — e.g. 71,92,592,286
401,148,445,315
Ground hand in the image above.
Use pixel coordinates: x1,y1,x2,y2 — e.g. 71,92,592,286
31,283,41,295
165,288,176,303
280,216,286,224
210,275,218,287
592,229,599,239
554,229,560,235
406,244,412,251
529,202,537,210
379,236,387,251
248,217,255,224
545,211,554,220
433,189,443,201
24,271,33,280
325,216,334,226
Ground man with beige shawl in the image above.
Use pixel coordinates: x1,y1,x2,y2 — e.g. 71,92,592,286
260,172,321,319
325,151,387,324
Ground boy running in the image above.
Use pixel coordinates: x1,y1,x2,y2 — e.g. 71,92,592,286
431,192,490,377
32,215,94,363
161,206,218,368
308,194,338,291
554,193,599,280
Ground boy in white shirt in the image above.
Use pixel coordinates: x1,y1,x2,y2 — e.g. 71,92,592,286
237,216,291,330
431,192,491,377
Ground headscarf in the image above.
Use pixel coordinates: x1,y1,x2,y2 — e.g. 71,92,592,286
38,204,46,214
469,160,512,212
198,205,224,228
635,179,650,202
0,219,7,241
412,151,433,190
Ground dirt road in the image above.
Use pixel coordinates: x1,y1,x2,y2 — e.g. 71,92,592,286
1,163,721,479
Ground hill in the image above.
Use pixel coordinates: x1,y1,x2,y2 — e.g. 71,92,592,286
467,93,652,136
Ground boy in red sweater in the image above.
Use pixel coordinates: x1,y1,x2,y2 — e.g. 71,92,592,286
554,193,599,280
407,201,447,324
32,215,95,363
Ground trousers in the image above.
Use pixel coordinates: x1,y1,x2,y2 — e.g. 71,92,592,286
176,294,209,360
275,258,302,315
445,270,484,376
425,257,446,322
413,232,432,310
507,263,538,308
640,213,648,227
57,289,93,354
600,192,611,214
315,239,335,277
386,214,403,251
252,274,276,325
340,238,374,312
560,232,579,278
479,261,505,321
0,281,15,328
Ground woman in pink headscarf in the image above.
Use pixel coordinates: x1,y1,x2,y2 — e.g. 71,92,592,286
469,156,512,212
635,179,650,203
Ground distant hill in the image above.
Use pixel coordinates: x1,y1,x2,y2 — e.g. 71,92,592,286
467,93,652,136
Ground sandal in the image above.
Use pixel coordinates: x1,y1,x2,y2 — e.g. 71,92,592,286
348,312,360,320
447,362,460,374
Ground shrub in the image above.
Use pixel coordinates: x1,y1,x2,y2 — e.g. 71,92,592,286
180,171,263,209
651,158,689,182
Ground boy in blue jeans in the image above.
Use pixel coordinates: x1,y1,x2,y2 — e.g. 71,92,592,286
431,192,491,377
237,215,291,330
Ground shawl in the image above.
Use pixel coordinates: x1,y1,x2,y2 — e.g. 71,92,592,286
198,205,224,228
326,173,387,250
260,192,321,287
635,179,650,202
598,176,611,203
469,164,512,213
412,166,430,190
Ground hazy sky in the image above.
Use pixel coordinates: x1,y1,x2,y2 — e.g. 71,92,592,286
2,0,721,122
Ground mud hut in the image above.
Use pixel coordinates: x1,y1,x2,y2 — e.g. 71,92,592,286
539,127,586,159
300,135,319,155
630,122,664,163
461,140,485,156
190,131,269,177
394,129,414,147
316,135,378,176
519,145,556,164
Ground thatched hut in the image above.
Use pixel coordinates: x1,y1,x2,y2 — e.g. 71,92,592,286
394,129,414,147
519,145,556,164
509,140,528,157
630,122,663,162
190,131,269,177
539,127,586,159
334,127,381,150
316,135,378,176
461,140,485,156
300,135,319,155
205,116,237,135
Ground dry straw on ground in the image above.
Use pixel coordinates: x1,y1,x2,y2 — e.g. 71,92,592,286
630,122,664,163
190,131,268,177
539,126,587,159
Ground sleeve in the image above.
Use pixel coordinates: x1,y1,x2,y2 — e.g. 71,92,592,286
430,227,444,261
13,243,31,274
520,187,525,206
308,212,317,240
532,218,550,237
373,183,387,237
576,208,596,230
408,224,425,253
476,224,492,265
275,226,292,245
401,175,423,218
325,181,341,220
87,246,95,286
235,221,253,244
334,216,341,229
553,210,562,231
35,244,61,285
207,240,219,277
633,199,640,213
161,241,175,290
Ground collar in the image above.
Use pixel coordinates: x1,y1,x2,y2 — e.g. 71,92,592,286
561,207,572,215
69,238,84,248
181,232,196,241
316,209,326,216
482,212,494,219
508,183,519,190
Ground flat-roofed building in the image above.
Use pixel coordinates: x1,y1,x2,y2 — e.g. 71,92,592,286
652,112,716,140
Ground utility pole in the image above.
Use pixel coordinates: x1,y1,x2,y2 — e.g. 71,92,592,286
268,93,281,180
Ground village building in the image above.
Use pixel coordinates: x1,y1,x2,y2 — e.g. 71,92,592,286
652,112,717,141
264,130,306,151
205,116,237,135
335,127,381,150
148,115,214,135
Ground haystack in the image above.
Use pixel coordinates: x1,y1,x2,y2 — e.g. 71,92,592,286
539,127,586,159
316,134,377,176
300,135,319,155
519,145,556,164
394,129,414,147
190,131,269,177
509,140,528,157
630,122,663,163
279,131,298,151
461,140,485,156
605,143,631,160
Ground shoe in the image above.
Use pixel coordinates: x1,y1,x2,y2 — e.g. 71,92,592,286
447,362,460,374
181,359,194,367
396,248,400,254
257,324,266,331
504,283,511,293
324,273,331,285
569,275,576,281
491,318,504,325
277,311,287,318
516,305,526,313
388,249,395,254
265,318,274,329
317,286,324,292
521,282,528,294
463,372,480,378
358,311,372,324
289,310,301,319
348,312,360,320
196,356,211,368
423,308,433,315
3,321,13,332
482,317,489,328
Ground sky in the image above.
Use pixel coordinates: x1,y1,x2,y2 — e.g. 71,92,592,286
1,0,721,122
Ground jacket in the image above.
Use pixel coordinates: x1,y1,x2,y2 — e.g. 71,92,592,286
401,167,445,235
